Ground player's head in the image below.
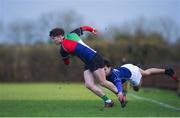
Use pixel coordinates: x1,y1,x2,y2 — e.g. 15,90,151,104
49,28,65,45
104,59,112,76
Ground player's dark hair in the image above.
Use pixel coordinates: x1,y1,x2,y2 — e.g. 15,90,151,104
104,59,111,67
49,28,64,37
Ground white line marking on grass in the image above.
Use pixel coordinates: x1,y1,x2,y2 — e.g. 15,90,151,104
129,93,180,111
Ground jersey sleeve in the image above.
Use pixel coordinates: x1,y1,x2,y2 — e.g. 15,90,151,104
70,27,83,36
114,77,123,93
70,25,95,36
107,73,122,93
80,26,94,32
60,47,70,65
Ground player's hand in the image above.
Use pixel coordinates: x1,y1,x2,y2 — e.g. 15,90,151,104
118,92,125,101
92,28,97,35
118,92,127,108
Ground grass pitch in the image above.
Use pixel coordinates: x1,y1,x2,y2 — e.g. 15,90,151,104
0,83,180,117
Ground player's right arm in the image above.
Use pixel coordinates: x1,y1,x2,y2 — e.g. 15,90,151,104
70,25,97,36
107,72,123,93
113,77,127,107
60,47,70,65
111,74,126,106
106,71,127,107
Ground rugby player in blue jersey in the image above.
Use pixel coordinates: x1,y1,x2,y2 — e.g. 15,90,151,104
104,59,178,108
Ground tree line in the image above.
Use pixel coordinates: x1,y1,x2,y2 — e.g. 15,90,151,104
0,11,179,83
0,32,179,82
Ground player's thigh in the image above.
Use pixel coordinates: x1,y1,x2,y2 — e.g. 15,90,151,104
93,68,106,83
84,70,96,86
139,68,149,77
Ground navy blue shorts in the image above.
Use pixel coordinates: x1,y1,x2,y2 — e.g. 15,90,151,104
84,53,105,72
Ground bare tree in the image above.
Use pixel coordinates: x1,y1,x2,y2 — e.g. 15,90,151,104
157,18,180,42
4,10,84,44
36,10,84,43
0,21,3,42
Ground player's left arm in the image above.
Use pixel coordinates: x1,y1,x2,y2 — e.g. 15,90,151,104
70,25,97,36
60,47,70,65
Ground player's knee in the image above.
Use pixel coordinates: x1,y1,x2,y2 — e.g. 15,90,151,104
99,80,106,87
85,83,93,90
143,71,151,76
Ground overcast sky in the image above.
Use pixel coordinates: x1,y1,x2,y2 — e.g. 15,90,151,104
1,0,180,30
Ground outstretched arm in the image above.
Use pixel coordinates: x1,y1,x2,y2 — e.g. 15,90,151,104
80,26,97,34
70,25,97,36
107,74,127,107
113,79,123,94
107,73,123,94
113,79,127,108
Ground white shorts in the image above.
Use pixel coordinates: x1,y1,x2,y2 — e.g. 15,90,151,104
121,64,142,86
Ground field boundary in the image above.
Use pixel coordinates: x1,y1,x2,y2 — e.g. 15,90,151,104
129,93,180,111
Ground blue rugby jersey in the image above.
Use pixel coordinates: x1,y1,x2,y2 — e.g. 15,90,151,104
106,67,132,93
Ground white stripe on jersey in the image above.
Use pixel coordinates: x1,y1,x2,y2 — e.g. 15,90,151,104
78,40,96,53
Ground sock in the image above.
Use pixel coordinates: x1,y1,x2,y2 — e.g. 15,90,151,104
102,95,110,102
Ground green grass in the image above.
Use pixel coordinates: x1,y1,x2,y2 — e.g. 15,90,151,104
0,83,180,117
